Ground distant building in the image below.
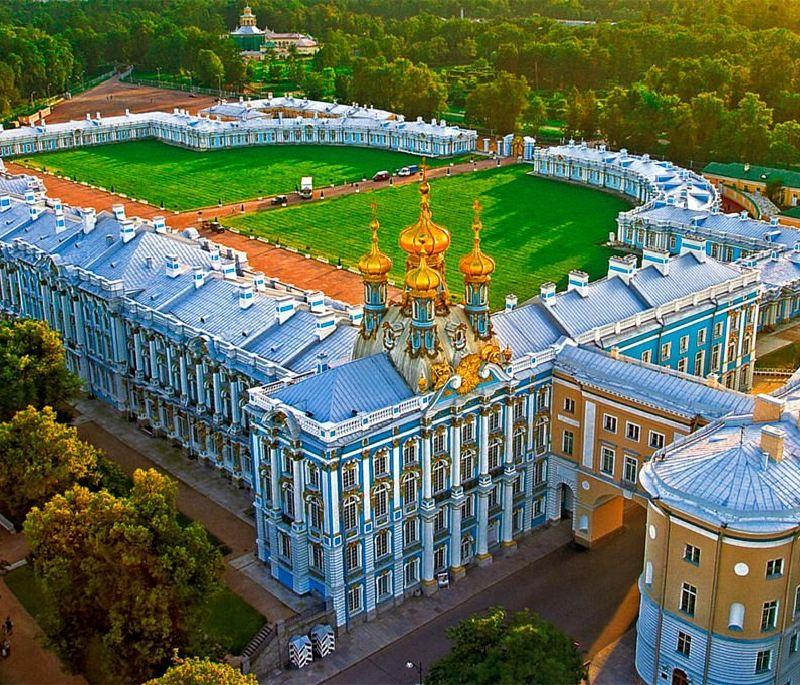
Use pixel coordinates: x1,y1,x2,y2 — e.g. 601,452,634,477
230,5,319,57
704,162,800,211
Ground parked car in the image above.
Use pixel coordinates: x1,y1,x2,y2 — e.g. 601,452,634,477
398,164,419,176
372,170,391,182
271,194,288,206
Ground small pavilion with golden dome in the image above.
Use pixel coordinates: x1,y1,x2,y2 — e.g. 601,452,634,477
353,169,505,394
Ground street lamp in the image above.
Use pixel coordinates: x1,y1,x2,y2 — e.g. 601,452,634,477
406,660,423,685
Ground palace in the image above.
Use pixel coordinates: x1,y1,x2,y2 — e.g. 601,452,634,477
0,101,475,159
0,127,796,681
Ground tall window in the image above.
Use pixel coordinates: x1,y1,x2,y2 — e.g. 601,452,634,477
534,459,546,485
461,494,474,519
603,414,617,433
284,486,295,519
404,557,420,585
403,474,418,504
600,447,615,475
433,431,446,454
310,542,324,572
375,529,390,558
343,497,359,531
489,407,501,431
376,570,392,599
513,430,525,461
279,531,291,560
623,456,637,484
461,450,475,481
433,460,448,493
403,518,419,546
434,544,447,570
535,419,549,454
347,585,362,613
680,582,697,616
513,401,524,421
676,631,691,657
308,499,322,529
488,439,502,469
563,397,576,414
374,451,389,476
694,351,705,376
403,440,417,466
342,463,358,489
434,507,447,533
562,430,574,456
346,542,360,572
761,601,778,632
373,487,389,519
697,328,707,346
461,419,475,444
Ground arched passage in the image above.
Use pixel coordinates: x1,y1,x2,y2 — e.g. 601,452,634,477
672,668,689,685
559,482,575,519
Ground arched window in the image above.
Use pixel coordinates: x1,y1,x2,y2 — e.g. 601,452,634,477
729,602,745,631
432,460,448,493
402,473,418,504
343,496,359,531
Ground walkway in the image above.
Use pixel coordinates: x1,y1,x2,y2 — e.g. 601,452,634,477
0,530,88,685
6,156,515,305
72,398,295,623
755,319,800,358
256,505,642,685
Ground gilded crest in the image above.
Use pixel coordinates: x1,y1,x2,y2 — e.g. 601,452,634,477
431,362,453,390
455,353,483,395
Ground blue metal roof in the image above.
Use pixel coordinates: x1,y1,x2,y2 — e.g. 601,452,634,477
492,303,564,356
555,344,753,420
272,353,413,422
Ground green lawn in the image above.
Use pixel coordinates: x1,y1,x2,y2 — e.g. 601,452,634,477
228,166,631,309
17,141,461,212
5,563,265,675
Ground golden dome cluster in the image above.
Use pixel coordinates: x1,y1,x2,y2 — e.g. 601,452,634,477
459,199,495,283
357,203,392,282
398,166,451,267
404,241,441,297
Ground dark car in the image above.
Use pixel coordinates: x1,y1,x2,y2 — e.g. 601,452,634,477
271,195,288,206
372,170,391,182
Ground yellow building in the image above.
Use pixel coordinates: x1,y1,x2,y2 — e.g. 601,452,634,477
637,392,800,685
703,162,800,210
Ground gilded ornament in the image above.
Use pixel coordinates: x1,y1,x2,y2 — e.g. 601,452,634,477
431,362,453,389
455,353,483,395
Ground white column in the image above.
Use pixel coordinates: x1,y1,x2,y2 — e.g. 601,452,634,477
292,454,305,524
476,407,492,564
270,442,282,511
422,431,432,500
391,440,404,600
450,420,462,487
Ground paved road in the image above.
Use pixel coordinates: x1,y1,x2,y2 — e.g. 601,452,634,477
327,506,645,685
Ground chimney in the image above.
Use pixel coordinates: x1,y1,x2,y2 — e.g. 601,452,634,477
238,283,254,309
505,294,518,312
192,267,205,289
152,216,166,233
740,210,748,221
680,236,707,263
315,311,337,340
771,216,780,227
275,295,296,324
316,352,329,374
24,190,36,205
253,271,266,291
54,207,66,234
642,248,670,276
112,204,126,222
29,204,42,221
540,282,556,307
307,290,325,313
221,261,236,280
0,195,10,212
753,394,785,423
761,425,785,463
164,253,180,278
607,254,637,284
567,270,589,297
81,208,96,234
209,244,221,271
120,220,135,244
348,306,363,326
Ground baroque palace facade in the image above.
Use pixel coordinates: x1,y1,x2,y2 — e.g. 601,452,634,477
2,121,799,683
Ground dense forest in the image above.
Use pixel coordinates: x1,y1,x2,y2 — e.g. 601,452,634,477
1,0,799,167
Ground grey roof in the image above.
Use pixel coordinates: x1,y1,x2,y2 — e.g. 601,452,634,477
641,415,800,533
492,302,564,356
272,353,413,422
555,345,753,420
630,253,743,307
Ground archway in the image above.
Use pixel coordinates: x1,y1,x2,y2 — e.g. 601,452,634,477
559,483,574,519
672,668,689,685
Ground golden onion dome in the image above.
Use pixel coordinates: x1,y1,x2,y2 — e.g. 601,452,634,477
405,242,441,296
459,199,495,282
358,205,392,281
398,166,451,258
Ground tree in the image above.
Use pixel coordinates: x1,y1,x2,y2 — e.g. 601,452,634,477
0,319,81,421
427,607,584,685
0,406,98,523
145,655,257,685
465,71,529,134
195,48,224,88
25,469,224,681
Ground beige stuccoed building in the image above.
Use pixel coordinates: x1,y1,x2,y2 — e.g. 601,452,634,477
637,390,800,685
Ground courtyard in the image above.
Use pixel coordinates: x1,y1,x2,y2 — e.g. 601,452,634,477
228,166,632,309
16,141,461,211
